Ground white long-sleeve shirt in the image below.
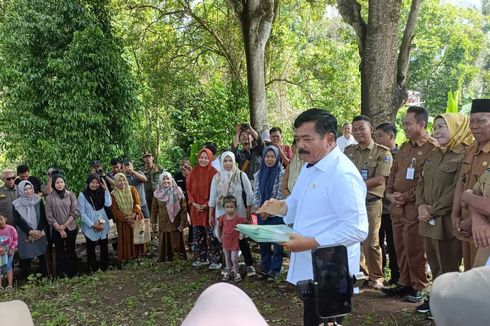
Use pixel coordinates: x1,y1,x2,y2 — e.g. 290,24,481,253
284,146,368,284
336,135,357,152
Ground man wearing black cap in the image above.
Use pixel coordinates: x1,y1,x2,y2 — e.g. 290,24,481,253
141,152,165,208
452,99,490,270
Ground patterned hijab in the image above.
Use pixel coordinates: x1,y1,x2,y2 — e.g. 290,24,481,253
287,147,304,192
12,180,41,229
111,173,134,216
435,113,473,151
258,146,281,205
154,172,184,223
216,151,241,206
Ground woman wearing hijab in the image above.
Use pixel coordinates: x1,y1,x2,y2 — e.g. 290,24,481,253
13,180,49,278
78,174,112,272
151,172,187,262
187,148,219,268
209,151,255,276
253,145,285,281
45,174,78,277
415,113,473,314
111,173,146,262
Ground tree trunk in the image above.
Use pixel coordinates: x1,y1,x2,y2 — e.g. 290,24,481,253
361,0,402,125
338,0,422,127
228,0,275,133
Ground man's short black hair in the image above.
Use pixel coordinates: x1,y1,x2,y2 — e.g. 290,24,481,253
270,127,282,134
407,106,429,127
204,142,217,155
294,108,337,138
376,123,397,137
16,165,29,174
110,158,121,166
352,115,372,127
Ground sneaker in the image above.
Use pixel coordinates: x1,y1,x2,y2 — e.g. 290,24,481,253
381,284,412,297
369,280,385,290
257,271,269,281
221,267,229,276
4,286,13,292
192,260,209,267
405,288,423,303
234,273,242,283
246,266,256,277
267,273,279,282
416,299,430,313
222,272,231,281
208,263,223,270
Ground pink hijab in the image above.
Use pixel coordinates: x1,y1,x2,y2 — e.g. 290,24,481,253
153,172,185,223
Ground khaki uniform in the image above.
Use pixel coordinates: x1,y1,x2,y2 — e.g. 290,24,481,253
415,145,466,279
386,132,438,290
457,142,490,270
470,169,490,267
345,140,392,282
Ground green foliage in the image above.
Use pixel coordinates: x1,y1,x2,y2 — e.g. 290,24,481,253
408,0,487,114
0,0,138,191
446,90,460,113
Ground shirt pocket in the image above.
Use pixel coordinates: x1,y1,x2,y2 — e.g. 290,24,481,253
367,161,378,178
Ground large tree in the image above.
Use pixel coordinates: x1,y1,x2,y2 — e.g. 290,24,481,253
227,0,276,132
337,0,422,125
0,0,138,190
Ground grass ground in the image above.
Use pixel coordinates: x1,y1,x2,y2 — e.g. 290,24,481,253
0,257,430,325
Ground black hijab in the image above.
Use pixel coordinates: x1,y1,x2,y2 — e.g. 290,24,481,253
82,174,105,210
51,174,66,199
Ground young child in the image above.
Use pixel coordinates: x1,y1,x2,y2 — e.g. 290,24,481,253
218,195,247,282
0,214,18,291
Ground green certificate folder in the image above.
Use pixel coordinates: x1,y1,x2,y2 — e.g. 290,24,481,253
235,224,297,243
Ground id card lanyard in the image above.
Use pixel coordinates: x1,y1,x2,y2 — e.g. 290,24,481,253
361,161,368,181
406,158,416,180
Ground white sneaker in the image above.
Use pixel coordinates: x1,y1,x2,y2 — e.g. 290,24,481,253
246,266,256,277
208,263,223,270
192,260,209,267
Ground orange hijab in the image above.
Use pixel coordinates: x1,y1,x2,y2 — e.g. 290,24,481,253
187,148,218,204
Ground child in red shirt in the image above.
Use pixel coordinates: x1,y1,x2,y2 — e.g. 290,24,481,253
218,195,247,282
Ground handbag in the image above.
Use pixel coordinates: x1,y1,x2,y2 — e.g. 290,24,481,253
133,214,151,245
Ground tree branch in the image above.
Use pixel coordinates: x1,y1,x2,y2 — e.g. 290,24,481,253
397,0,423,86
336,0,367,56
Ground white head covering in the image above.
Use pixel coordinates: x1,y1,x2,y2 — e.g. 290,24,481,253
217,151,241,207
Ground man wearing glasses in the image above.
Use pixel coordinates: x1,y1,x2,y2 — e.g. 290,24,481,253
0,169,19,226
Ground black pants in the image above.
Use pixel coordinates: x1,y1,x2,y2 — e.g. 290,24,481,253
52,228,78,277
379,213,399,284
303,297,343,326
85,236,109,272
239,238,253,267
20,254,48,279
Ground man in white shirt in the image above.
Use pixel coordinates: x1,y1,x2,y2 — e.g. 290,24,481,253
258,109,368,326
336,123,358,152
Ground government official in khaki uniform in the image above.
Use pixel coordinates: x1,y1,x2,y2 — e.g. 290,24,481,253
0,169,18,226
452,99,490,271
345,115,392,289
459,99,490,268
416,113,472,282
384,106,438,302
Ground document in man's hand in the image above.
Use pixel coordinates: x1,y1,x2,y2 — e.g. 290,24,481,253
235,224,297,243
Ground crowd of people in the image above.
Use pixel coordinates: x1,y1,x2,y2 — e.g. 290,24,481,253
0,100,489,324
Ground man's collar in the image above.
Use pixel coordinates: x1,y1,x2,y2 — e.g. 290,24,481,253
477,141,490,154
410,132,430,147
311,146,341,172
356,139,374,150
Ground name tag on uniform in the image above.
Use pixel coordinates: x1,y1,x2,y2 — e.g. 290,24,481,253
406,167,415,180
361,168,368,181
